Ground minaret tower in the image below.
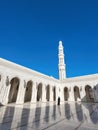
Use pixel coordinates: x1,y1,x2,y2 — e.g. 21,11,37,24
58,41,66,80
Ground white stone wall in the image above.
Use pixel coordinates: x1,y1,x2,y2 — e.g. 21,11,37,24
0,58,98,105
61,76,98,102
0,58,60,105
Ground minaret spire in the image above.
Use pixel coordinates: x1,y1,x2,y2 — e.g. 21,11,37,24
58,41,66,80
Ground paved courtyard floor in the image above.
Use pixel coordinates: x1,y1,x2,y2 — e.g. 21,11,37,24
0,102,98,130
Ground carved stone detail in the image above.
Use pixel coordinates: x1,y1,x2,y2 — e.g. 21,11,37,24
6,76,9,86
24,80,27,88
80,86,82,91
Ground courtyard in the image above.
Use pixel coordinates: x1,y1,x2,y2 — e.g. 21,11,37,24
0,102,98,130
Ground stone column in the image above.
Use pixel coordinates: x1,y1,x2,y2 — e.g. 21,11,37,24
68,87,74,101
80,86,86,101
94,84,98,102
50,85,53,102
60,87,64,102
31,82,37,103
0,75,10,105
16,79,25,104
55,86,59,102
2,76,11,105
0,74,6,103
42,84,46,102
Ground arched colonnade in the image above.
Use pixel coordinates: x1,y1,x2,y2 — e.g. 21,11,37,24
2,76,57,104
0,74,97,104
63,85,96,102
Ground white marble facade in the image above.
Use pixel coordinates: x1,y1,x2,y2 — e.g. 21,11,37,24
0,41,98,105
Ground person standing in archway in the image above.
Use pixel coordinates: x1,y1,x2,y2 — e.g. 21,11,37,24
58,97,60,105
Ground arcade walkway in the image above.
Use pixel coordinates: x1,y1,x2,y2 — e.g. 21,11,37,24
0,102,98,130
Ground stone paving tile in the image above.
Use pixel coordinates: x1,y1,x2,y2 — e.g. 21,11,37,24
0,102,98,130
44,121,78,130
79,126,98,130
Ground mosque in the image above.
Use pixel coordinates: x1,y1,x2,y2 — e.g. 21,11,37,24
0,41,98,105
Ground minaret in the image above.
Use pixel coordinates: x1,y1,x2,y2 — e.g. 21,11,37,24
58,41,66,80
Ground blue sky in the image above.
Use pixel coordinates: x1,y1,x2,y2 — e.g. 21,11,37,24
0,0,98,78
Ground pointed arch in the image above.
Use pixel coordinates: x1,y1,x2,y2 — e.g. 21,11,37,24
53,87,56,101
37,83,42,101
74,86,80,101
85,85,94,102
24,80,33,103
64,87,69,101
46,85,50,101
8,77,20,103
